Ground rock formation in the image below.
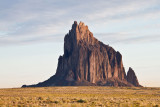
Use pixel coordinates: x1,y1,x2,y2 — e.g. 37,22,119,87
127,67,140,87
22,21,141,87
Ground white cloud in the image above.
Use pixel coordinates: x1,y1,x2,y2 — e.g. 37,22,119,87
0,0,160,46
96,32,160,44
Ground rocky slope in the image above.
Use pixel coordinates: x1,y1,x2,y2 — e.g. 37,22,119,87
22,21,141,87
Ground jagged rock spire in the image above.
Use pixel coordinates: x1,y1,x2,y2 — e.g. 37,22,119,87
127,67,140,87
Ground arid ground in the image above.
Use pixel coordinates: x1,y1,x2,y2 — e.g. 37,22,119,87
0,86,160,107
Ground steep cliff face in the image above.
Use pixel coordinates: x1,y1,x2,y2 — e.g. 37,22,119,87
127,67,140,87
22,21,141,87
56,21,127,84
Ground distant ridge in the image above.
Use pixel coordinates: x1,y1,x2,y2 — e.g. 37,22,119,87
22,21,141,87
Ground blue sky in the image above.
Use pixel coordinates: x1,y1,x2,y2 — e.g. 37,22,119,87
0,0,160,88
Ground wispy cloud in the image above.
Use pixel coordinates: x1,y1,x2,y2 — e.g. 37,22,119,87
96,33,160,44
0,0,160,46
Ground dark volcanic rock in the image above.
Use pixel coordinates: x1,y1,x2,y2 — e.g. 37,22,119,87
127,67,140,87
22,21,141,87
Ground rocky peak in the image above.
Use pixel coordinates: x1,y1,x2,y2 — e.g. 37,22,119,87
64,21,96,58
71,21,89,35
127,67,140,86
22,21,141,87
66,21,95,45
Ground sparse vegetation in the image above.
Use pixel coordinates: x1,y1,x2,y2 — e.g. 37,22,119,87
77,99,87,103
0,86,160,106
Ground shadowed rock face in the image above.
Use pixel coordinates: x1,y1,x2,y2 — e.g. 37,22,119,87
22,21,141,87
127,67,140,87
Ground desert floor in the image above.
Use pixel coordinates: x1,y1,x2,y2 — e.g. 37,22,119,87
0,86,160,107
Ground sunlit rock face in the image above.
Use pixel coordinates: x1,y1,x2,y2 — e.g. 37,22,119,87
22,21,141,87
